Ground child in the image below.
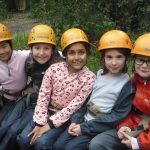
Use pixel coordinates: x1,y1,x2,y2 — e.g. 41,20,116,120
89,33,150,150
0,24,62,150
0,23,29,122
17,28,96,150
53,30,135,150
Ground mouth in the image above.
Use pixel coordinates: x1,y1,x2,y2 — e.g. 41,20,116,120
140,70,149,73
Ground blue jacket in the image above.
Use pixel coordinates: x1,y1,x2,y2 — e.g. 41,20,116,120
71,80,135,135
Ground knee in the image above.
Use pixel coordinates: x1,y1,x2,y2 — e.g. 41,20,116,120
53,140,65,150
34,139,52,150
89,138,103,150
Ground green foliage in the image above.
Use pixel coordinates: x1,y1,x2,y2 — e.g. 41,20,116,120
13,32,28,50
29,0,116,46
87,49,100,72
1,0,148,72
0,1,8,20
28,0,149,48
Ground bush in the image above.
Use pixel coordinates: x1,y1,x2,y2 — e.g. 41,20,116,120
0,1,8,20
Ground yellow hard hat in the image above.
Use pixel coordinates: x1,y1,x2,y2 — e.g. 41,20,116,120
131,33,150,57
28,24,56,46
0,23,13,42
61,28,90,52
97,30,132,51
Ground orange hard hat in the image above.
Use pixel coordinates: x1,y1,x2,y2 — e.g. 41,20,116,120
97,30,132,51
61,28,90,53
131,33,150,57
0,23,13,42
28,24,56,46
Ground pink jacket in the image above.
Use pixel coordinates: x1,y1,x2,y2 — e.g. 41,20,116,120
33,62,96,127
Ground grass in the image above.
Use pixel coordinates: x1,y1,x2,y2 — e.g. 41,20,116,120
13,32,28,50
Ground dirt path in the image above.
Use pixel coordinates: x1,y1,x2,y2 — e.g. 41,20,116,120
3,12,40,36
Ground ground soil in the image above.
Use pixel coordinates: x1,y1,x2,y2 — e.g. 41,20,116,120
2,12,40,36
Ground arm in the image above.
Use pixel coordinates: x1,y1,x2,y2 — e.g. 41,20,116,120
118,112,150,150
80,81,135,135
70,95,89,124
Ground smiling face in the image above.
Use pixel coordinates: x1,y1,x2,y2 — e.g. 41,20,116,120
31,43,53,64
0,41,12,62
66,42,88,74
104,49,126,75
135,55,150,80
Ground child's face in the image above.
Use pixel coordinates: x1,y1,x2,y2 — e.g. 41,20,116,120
32,43,53,64
0,41,12,61
104,49,126,75
66,42,87,74
135,55,150,80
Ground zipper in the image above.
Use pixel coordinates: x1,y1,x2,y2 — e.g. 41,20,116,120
144,80,147,85
7,63,11,76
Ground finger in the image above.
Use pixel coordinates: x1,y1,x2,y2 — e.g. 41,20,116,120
28,131,34,137
122,132,131,139
30,133,39,145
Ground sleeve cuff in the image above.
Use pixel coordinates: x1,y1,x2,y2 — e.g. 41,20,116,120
131,137,140,150
34,122,44,127
47,119,55,129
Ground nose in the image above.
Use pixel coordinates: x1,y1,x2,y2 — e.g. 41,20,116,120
112,58,117,65
74,53,79,59
39,49,44,55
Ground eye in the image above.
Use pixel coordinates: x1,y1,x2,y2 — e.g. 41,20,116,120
1,44,8,49
105,55,112,59
67,50,75,55
116,55,124,59
79,50,86,55
136,57,143,62
33,46,39,49
147,60,150,66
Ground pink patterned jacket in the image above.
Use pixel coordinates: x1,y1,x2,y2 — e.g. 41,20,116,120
33,62,96,127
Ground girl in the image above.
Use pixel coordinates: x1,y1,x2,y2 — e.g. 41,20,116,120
0,23,29,122
0,24,62,150
17,28,96,150
53,30,135,150
89,33,150,150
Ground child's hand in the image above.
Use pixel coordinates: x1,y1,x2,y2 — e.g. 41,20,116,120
68,123,77,135
121,131,132,148
117,126,131,139
28,123,50,145
72,124,81,136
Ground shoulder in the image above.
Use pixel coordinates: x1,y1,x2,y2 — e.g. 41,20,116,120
50,61,65,68
47,62,66,73
13,50,30,58
121,80,135,95
85,67,96,78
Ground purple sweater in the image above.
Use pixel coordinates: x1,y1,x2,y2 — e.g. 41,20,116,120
0,50,29,100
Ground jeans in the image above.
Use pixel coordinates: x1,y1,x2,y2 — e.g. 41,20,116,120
89,129,130,150
53,127,94,150
17,120,69,150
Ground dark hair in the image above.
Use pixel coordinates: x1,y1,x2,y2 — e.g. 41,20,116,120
29,43,55,50
63,42,90,57
101,48,131,74
5,40,13,50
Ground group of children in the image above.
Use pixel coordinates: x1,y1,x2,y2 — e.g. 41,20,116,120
0,22,149,150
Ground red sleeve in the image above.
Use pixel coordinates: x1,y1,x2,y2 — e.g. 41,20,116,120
117,112,141,129
138,124,150,150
